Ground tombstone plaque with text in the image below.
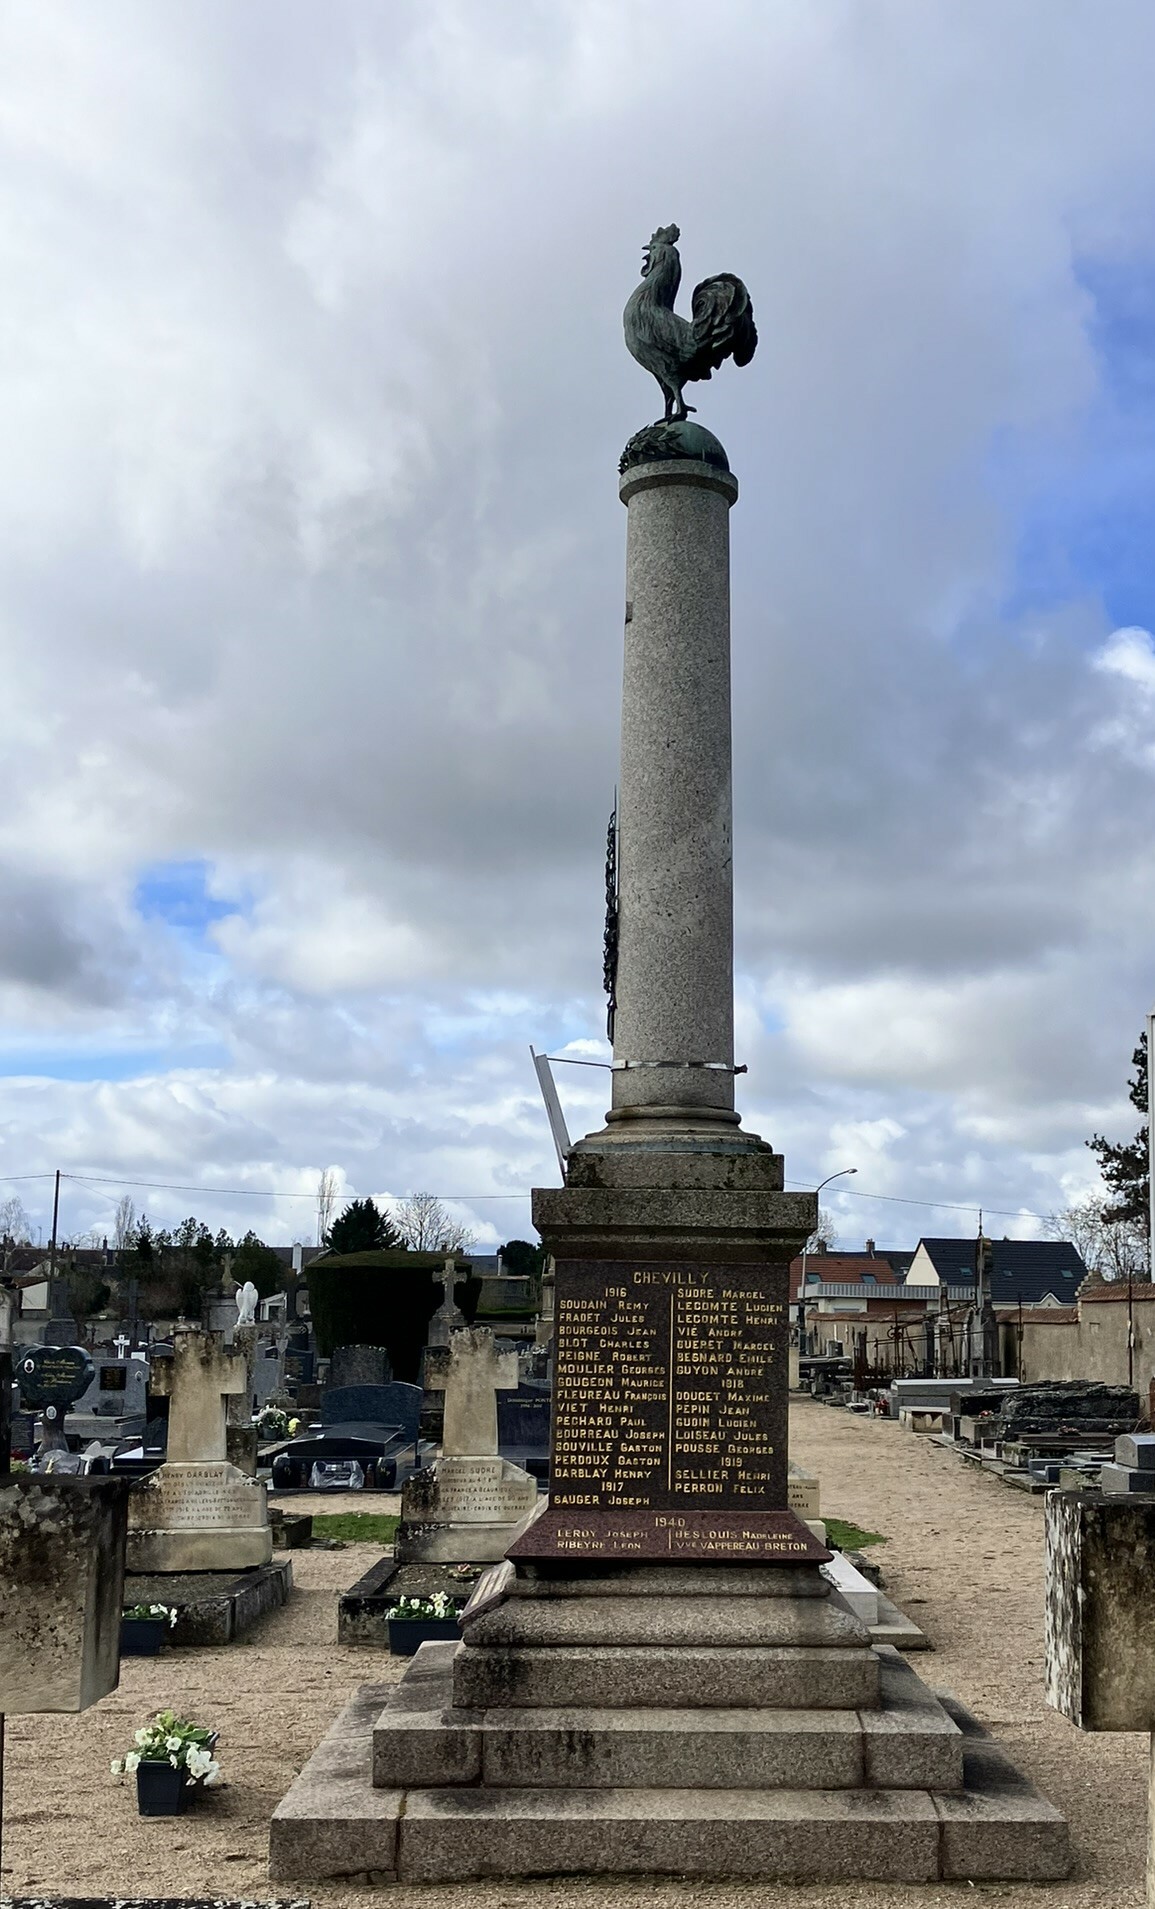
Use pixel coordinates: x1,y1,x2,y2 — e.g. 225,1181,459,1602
509,1260,826,1564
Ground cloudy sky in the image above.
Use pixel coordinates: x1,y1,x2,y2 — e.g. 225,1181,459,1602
0,0,1153,1256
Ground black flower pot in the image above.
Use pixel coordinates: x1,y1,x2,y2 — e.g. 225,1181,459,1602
136,1758,187,1816
121,1616,169,1656
387,1616,462,1656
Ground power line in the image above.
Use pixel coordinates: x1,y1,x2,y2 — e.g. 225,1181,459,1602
787,1180,1053,1223
0,1166,1061,1224
59,1173,523,1202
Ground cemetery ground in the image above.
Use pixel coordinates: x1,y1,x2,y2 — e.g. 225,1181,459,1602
1,1412,1146,1909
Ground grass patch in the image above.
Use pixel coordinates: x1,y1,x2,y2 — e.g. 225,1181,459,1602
311,1512,400,1545
824,1516,887,1551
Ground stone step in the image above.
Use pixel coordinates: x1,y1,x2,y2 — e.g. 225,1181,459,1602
396,1785,945,1882
269,1675,1067,1885
508,1562,829,1598
453,1639,880,1710
462,1589,869,1649
372,1640,962,1793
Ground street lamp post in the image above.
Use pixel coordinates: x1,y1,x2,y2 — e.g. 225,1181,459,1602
799,1168,858,1360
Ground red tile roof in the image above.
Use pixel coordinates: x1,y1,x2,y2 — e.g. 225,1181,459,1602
789,1254,900,1300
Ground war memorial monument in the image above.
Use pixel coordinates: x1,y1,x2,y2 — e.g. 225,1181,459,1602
271,228,1068,1885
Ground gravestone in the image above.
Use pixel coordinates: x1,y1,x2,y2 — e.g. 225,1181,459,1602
226,1322,260,1475
497,1385,551,1479
126,1325,272,1572
0,1476,128,1710
73,1354,149,1420
17,1344,95,1457
397,1327,537,1562
322,1382,422,1445
330,1344,393,1388
788,1458,821,1519
425,1257,466,1350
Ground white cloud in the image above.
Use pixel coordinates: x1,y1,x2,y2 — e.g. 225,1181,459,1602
0,3,1154,1247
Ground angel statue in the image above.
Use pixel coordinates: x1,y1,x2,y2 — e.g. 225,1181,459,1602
624,225,757,424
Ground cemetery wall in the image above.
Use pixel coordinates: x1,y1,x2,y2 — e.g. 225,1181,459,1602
1016,1288,1155,1391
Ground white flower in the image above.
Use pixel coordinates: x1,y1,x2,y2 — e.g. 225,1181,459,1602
124,1752,140,1774
202,1761,222,1787
110,1759,124,1776
169,1753,180,1768
186,1747,211,1778
134,1728,151,1747
165,1735,182,1752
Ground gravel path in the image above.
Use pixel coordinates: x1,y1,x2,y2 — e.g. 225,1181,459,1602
2,1402,1145,1906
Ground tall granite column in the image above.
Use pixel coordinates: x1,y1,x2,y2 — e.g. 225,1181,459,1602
612,452,738,1126
523,424,817,1566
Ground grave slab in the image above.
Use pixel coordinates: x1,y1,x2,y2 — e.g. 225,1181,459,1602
1115,1431,1155,1470
122,1557,292,1645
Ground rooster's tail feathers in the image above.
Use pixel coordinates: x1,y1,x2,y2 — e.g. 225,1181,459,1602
688,273,758,380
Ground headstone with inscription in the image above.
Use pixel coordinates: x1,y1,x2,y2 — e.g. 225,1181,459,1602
126,1325,272,1572
17,1344,95,1459
396,1326,537,1562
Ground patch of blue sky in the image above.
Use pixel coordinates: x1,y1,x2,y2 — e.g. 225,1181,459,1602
998,255,1155,635
134,860,247,941
0,1043,229,1081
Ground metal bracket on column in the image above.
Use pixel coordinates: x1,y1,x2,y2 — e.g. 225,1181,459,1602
614,1059,748,1073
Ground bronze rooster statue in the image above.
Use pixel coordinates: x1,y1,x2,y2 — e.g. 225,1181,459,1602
624,225,757,423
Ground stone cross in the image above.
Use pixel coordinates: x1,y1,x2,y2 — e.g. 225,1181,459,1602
426,1255,467,1350
425,1325,518,1457
112,1333,130,1358
150,1325,245,1464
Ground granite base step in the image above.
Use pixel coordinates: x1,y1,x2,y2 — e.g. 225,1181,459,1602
269,1662,1068,1884
372,1640,961,1792
453,1640,880,1709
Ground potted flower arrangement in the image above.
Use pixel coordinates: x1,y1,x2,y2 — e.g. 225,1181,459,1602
120,1602,178,1656
111,1710,221,1816
385,1592,463,1655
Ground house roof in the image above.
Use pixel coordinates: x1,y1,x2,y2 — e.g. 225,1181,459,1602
1078,1280,1155,1304
915,1237,1088,1306
789,1254,902,1300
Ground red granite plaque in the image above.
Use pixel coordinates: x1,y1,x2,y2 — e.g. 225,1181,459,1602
508,1259,823,1564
